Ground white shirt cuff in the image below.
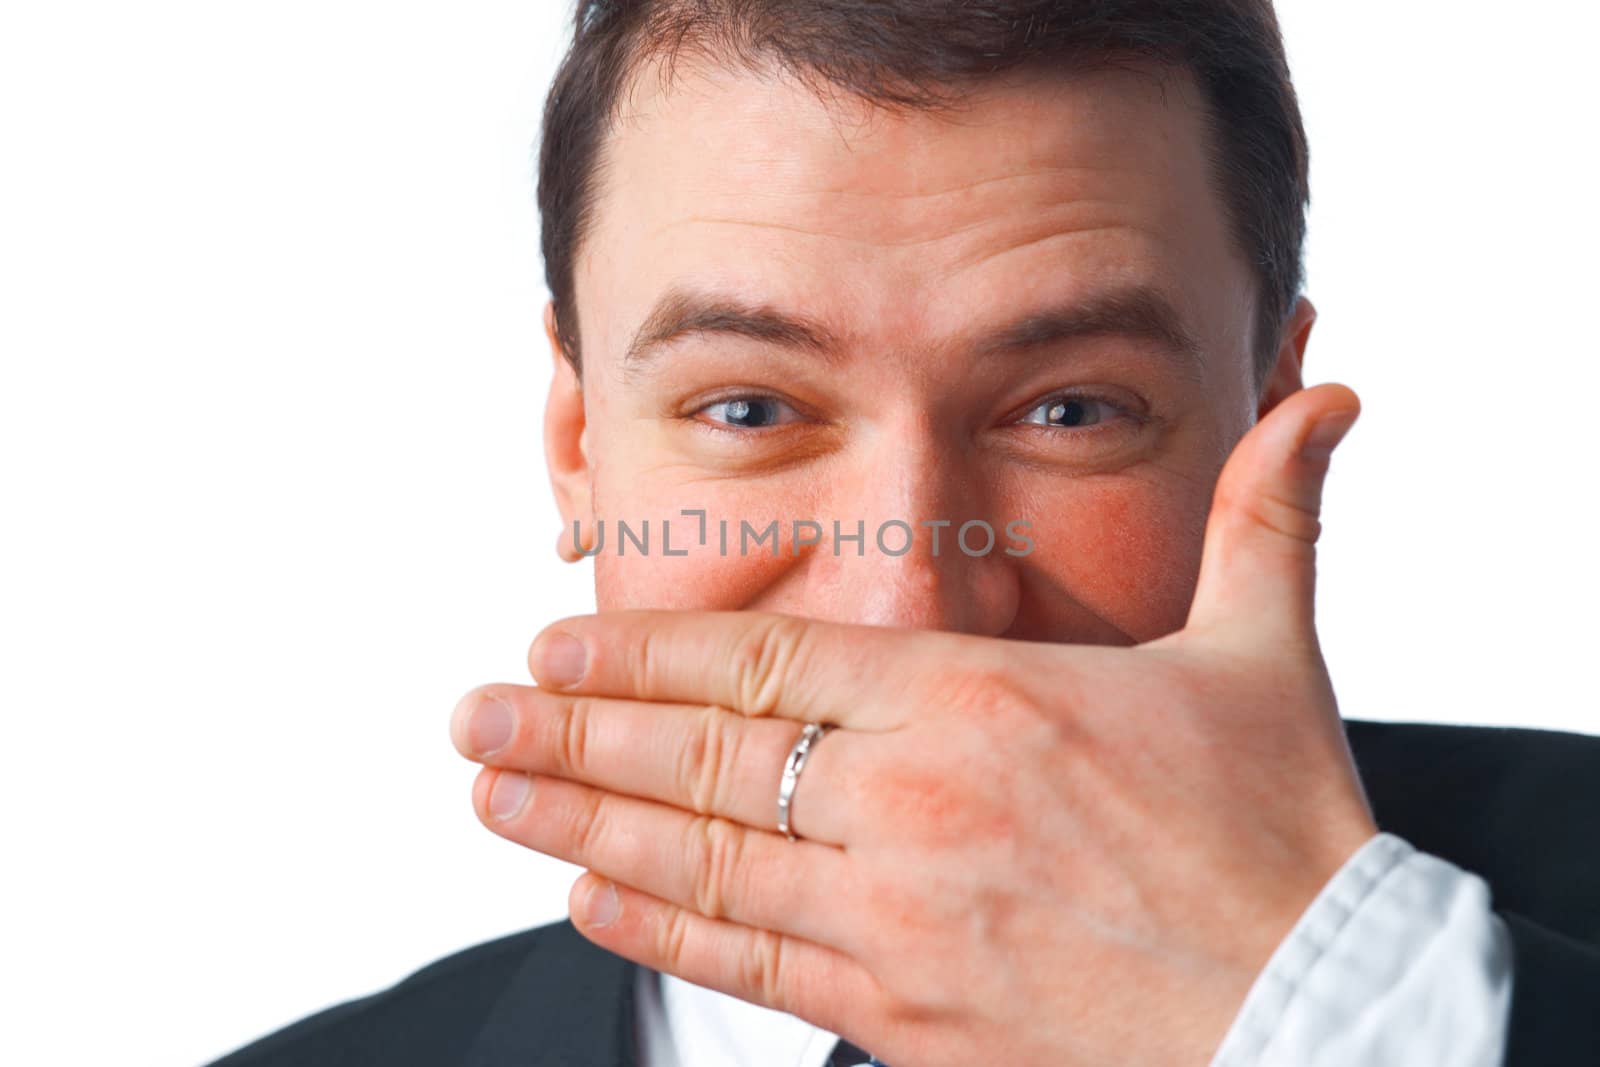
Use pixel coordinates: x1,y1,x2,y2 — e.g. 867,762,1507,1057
1209,832,1513,1066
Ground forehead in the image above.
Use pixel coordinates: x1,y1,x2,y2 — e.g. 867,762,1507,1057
576,54,1251,372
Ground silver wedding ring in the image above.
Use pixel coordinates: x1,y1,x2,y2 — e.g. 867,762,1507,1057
776,722,832,841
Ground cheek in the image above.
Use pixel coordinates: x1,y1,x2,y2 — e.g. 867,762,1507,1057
1020,479,1209,642
594,546,786,612
589,479,811,613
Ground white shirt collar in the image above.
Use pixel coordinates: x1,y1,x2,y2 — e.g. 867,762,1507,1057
637,967,854,1067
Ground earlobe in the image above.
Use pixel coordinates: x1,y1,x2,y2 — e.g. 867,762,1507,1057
1256,296,1317,420
542,301,596,563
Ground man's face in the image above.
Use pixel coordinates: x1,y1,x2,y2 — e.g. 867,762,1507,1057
545,58,1308,643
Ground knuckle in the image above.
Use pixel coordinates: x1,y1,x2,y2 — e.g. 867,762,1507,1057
870,760,985,848
687,815,746,920
739,928,790,1011
554,696,598,775
1254,487,1324,545
732,615,808,716
658,905,694,972
630,623,664,694
678,706,742,815
864,729,1034,853
1220,479,1323,545
567,788,609,859
935,663,1039,727
861,876,937,956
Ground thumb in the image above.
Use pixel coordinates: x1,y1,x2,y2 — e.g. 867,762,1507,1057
1183,383,1361,651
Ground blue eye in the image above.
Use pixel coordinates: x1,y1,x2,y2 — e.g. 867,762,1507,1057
697,395,800,430
1018,395,1122,429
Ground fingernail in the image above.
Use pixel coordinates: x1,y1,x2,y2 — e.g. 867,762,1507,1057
488,772,531,821
585,879,620,928
467,695,515,757
533,632,587,688
1301,410,1359,462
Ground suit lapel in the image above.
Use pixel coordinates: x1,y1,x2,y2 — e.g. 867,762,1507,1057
464,920,641,1067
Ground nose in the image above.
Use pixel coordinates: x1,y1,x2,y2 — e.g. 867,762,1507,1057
797,432,1020,635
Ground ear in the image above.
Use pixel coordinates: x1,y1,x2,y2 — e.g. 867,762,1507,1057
543,301,596,562
1256,295,1318,420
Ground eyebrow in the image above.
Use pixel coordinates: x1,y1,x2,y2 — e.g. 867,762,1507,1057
622,282,1204,380
624,287,844,375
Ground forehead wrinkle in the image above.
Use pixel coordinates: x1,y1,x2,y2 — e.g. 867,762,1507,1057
647,210,1156,288
662,162,1152,233
599,57,1203,225
732,163,1136,203
631,80,1190,211
651,176,1152,246
953,215,1179,273
586,58,1242,387
652,211,1003,251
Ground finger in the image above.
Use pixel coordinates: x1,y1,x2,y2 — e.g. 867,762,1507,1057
1183,382,1360,651
566,870,885,1045
451,684,858,844
472,767,867,954
525,610,968,729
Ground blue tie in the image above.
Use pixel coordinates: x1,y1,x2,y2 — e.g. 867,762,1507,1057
827,1036,887,1066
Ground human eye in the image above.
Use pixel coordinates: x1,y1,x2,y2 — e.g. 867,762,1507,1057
691,393,807,434
1013,392,1138,432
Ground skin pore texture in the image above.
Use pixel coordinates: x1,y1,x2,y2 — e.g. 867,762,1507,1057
543,54,1316,643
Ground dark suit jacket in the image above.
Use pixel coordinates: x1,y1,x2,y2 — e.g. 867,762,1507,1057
205,720,1600,1066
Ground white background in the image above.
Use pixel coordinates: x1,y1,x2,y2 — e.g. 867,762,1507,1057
2,2,1596,1064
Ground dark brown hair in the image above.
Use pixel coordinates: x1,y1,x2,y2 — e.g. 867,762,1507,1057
537,0,1309,386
